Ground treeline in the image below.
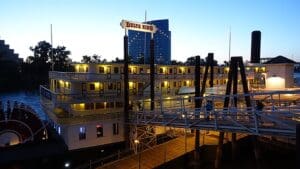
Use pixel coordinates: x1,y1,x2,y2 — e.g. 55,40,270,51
0,41,72,91
0,40,221,92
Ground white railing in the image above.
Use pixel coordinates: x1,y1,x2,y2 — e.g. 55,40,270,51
130,90,300,138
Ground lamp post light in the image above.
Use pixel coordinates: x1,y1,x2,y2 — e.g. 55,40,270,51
134,139,141,169
64,162,70,168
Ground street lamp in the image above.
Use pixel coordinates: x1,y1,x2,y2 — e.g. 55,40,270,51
134,139,141,169
64,162,70,168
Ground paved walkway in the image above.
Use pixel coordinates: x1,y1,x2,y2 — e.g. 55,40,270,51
97,132,230,169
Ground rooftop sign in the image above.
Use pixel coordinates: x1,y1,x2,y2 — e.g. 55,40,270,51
120,20,157,33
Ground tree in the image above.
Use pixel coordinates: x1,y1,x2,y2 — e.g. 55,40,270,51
53,46,71,71
24,41,72,89
171,60,183,65
81,55,91,63
112,57,124,63
81,54,105,63
27,41,52,64
184,56,205,66
185,56,196,65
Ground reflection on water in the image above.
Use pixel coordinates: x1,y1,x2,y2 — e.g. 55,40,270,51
0,91,46,120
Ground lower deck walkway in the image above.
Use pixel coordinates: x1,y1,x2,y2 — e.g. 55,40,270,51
97,132,233,169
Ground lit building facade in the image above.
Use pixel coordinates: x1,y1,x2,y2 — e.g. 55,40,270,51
128,19,171,64
40,62,272,150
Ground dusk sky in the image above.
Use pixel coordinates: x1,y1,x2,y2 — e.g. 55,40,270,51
1,0,300,63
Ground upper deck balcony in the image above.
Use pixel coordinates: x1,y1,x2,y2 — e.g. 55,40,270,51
49,71,201,82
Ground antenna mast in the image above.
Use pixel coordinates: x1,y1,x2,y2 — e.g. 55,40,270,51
228,26,231,63
51,24,54,71
143,10,147,64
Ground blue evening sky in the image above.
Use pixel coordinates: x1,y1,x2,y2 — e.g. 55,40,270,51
1,0,299,62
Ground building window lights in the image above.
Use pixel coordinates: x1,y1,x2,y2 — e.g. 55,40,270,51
79,127,86,140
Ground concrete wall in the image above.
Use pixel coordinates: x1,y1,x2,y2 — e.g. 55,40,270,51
265,63,294,88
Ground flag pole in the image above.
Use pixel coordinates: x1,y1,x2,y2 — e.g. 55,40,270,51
51,24,54,71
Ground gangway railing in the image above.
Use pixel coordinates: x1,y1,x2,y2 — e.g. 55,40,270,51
130,90,300,138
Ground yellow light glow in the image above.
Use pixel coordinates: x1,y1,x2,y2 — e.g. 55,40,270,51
186,80,190,85
161,67,166,73
284,94,293,97
246,67,250,71
266,76,285,90
164,81,168,86
79,103,85,109
129,82,134,88
95,82,100,88
261,67,266,72
255,67,259,72
75,65,80,71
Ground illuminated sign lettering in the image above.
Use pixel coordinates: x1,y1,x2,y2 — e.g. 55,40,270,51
120,20,157,33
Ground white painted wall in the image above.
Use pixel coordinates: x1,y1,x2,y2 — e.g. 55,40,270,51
265,63,294,89
61,119,124,150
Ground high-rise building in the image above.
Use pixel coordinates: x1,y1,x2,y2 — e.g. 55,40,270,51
128,19,171,64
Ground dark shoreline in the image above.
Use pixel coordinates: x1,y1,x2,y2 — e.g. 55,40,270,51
156,136,296,169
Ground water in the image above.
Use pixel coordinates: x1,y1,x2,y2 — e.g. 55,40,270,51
294,72,300,86
0,91,46,120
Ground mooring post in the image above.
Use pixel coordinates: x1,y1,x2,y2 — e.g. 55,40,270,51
231,58,238,161
252,135,261,169
231,133,237,160
150,39,155,111
194,55,201,162
123,34,130,148
215,132,224,169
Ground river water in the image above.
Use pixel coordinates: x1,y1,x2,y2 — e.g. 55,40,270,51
0,91,46,120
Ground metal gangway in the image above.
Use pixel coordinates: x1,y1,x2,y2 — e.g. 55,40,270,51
131,90,300,138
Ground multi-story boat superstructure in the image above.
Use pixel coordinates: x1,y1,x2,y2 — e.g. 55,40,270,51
40,62,271,150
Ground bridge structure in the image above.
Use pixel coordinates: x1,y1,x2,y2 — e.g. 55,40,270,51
130,90,300,139
95,90,299,169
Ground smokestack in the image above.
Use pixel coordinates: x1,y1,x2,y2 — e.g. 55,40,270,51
251,31,261,63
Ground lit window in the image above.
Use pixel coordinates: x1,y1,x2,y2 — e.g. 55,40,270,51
113,123,119,135
58,126,61,135
79,127,86,140
96,125,103,137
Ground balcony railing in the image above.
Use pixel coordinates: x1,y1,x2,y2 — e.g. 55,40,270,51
40,85,124,103
56,112,122,125
50,71,230,81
